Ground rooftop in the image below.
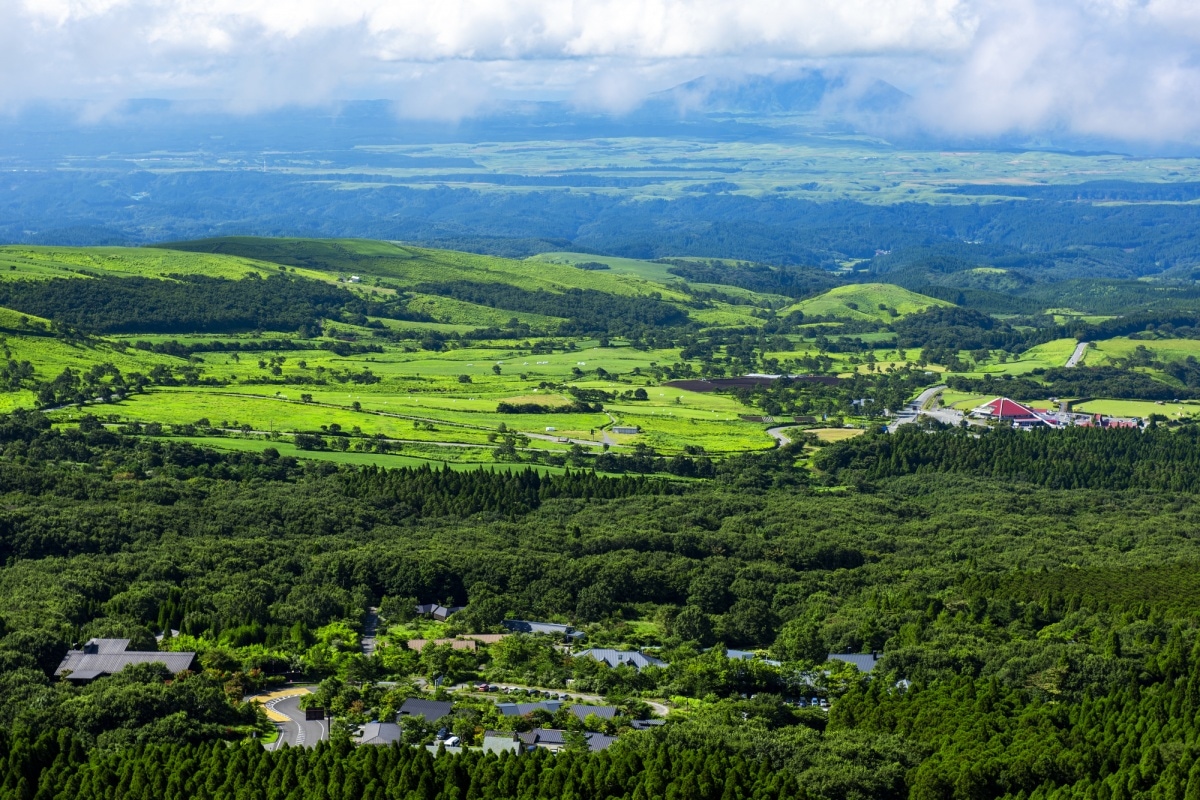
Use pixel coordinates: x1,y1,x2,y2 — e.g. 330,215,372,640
54,639,197,682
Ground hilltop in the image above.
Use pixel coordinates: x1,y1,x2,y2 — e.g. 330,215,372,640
784,283,954,322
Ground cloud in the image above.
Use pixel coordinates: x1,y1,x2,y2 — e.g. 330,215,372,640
2,0,1200,144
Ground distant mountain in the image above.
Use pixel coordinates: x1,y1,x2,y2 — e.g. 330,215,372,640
642,70,911,117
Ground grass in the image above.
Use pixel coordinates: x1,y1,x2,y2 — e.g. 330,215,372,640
1073,399,1199,419
782,283,953,322
808,428,866,442
975,338,1082,375
161,238,691,301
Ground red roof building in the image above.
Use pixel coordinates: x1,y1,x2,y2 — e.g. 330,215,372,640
971,397,1056,427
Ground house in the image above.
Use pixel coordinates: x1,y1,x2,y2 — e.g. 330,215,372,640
482,733,522,755
631,719,666,730
406,638,477,652
357,722,403,745
54,638,198,684
611,426,640,435
575,649,665,671
459,634,508,645
397,698,453,723
515,729,617,753
970,397,1058,428
726,649,783,667
415,603,465,622
569,704,620,721
502,620,586,640
828,652,879,673
498,701,562,717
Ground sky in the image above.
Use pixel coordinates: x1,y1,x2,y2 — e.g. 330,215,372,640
4,0,1200,145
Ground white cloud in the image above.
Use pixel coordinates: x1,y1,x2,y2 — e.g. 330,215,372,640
2,0,1200,143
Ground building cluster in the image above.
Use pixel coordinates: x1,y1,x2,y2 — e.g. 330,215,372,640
970,397,1140,429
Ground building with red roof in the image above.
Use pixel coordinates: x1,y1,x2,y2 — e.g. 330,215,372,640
971,397,1058,428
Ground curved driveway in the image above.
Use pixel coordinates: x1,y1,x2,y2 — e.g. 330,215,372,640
263,691,327,749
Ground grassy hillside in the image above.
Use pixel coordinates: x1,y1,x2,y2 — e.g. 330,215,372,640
0,245,334,285
784,283,954,321
161,237,690,300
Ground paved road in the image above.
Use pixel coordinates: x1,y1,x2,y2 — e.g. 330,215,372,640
888,384,947,431
766,426,795,446
1066,341,1089,368
266,694,327,749
362,607,378,657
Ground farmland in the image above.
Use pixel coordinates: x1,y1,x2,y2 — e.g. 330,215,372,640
1,238,1199,476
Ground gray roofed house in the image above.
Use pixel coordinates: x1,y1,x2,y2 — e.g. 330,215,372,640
575,649,665,671
482,733,521,755
502,620,586,640
725,649,783,667
415,603,465,622
497,700,562,717
828,652,879,673
398,697,454,723
631,719,666,730
569,704,619,721
516,729,617,753
357,722,403,745
54,638,198,683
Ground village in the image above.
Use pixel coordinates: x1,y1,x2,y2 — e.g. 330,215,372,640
52,601,885,755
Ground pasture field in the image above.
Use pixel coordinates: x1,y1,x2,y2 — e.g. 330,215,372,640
977,338,1082,374
783,283,952,322
165,238,690,300
1073,399,1200,419
807,427,867,442
1089,337,1200,365
0,245,335,285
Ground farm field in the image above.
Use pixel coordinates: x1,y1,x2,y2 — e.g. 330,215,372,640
1073,399,1200,419
1,240,1198,476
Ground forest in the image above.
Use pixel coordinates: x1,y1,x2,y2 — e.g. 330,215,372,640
2,404,1200,797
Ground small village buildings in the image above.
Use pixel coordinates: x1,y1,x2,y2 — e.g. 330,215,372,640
575,648,665,671
828,652,879,673
397,698,453,723
502,620,586,640
415,603,465,622
54,638,198,683
357,722,403,745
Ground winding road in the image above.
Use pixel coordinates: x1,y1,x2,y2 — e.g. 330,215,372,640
888,384,947,431
263,692,327,749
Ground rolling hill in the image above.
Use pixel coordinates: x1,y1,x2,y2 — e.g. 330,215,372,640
784,283,954,322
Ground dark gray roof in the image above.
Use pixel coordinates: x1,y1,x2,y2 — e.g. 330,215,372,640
497,701,562,716
55,639,197,679
398,698,453,722
516,729,618,752
502,620,583,638
570,704,619,720
575,649,665,671
828,653,879,673
358,722,403,745
631,719,665,730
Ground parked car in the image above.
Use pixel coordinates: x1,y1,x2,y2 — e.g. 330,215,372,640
475,683,489,691
444,736,461,747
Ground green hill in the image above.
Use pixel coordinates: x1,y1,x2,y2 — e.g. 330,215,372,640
784,283,954,322
0,245,334,284
160,237,689,300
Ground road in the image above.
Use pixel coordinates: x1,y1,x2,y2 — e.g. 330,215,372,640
263,692,326,749
766,426,794,446
1066,341,1089,368
888,384,947,431
362,607,378,657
